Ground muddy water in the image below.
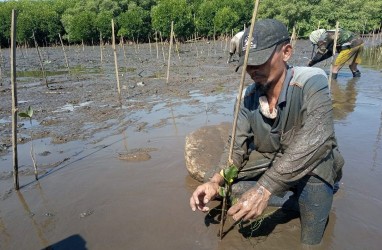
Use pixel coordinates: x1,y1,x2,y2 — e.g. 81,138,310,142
0,40,382,249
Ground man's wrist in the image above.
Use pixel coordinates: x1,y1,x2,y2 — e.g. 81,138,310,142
209,173,224,186
255,184,271,200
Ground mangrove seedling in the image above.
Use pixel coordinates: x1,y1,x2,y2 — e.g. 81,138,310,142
19,106,38,180
218,164,238,239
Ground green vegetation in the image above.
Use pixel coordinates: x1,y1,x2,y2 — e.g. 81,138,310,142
0,0,381,47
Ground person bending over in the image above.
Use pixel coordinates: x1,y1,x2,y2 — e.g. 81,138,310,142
308,28,364,79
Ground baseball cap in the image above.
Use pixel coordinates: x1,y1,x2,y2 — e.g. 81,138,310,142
236,19,290,72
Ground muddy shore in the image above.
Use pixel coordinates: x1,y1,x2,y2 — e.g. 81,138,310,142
0,40,382,249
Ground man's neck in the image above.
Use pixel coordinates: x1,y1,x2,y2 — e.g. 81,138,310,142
265,68,287,113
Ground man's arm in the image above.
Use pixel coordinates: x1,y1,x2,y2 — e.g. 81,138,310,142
308,50,332,66
308,34,333,66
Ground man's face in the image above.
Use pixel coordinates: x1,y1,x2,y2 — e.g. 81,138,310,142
245,43,291,88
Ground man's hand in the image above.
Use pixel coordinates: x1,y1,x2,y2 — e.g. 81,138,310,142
227,185,271,222
190,173,223,212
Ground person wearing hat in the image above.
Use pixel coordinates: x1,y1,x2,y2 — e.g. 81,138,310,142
308,28,364,79
190,19,344,245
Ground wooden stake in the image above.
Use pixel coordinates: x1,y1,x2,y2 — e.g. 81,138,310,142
219,0,261,239
33,32,48,87
155,31,159,59
112,19,121,97
290,26,297,49
99,32,103,64
11,9,19,190
328,21,339,90
166,21,174,84
148,35,152,56
160,31,166,63
58,33,70,74
0,45,3,86
121,35,128,75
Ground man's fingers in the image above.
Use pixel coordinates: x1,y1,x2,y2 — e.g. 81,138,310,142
190,197,197,211
227,203,241,216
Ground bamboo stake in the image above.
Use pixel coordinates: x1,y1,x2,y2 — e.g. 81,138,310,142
136,35,140,51
160,31,166,63
173,32,181,61
290,26,297,49
121,35,128,75
0,45,3,86
148,35,152,56
58,33,70,74
166,21,174,84
213,24,216,55
195,33,199,58
219,0,261,239
155,31,159,59
11,9,19,190
32,32,48,87
112,19,121,97
328,21,339,89
99,32,103,64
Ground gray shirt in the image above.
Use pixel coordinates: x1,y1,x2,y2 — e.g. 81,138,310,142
229,66,343,196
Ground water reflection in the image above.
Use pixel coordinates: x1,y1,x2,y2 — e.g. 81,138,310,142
372,110,382,170
16,190,50,246
0,216,11,249
331,78,358,121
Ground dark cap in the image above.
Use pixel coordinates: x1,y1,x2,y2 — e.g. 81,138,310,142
236,19,290,72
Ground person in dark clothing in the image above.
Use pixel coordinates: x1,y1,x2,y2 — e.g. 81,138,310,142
189,19,344,245
308,28,364,79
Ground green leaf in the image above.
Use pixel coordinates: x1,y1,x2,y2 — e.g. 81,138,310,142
27,106,33,118
223,165,238,184
18,112,30,118
18,106,33,118
218,186,226,197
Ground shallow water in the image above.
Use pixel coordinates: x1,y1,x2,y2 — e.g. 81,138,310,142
0,41,382,249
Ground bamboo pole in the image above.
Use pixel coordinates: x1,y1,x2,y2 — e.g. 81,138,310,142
173,32,181,61
99,32,103,64
148,35,152,56
290,26,297,49
11,9,19,190
121,35,128,75
0,45,3,86
166,21,174,84
160,32,166,63
33,32,48,87
155,31,159,59
112,19,121,97
219,0,261,239
328,21,340,89
58,33,70,74
213,24,216,55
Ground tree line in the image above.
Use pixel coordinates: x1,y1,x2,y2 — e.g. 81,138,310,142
0,0,381,48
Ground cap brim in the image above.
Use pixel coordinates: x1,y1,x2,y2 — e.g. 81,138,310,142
235,45,276,72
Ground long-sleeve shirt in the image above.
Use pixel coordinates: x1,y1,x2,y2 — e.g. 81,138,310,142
227,66,343,196
309,29,363,66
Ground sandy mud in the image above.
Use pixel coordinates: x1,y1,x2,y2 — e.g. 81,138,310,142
0,39,382,249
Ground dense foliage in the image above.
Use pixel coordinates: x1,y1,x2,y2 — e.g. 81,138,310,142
0,0,381,47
